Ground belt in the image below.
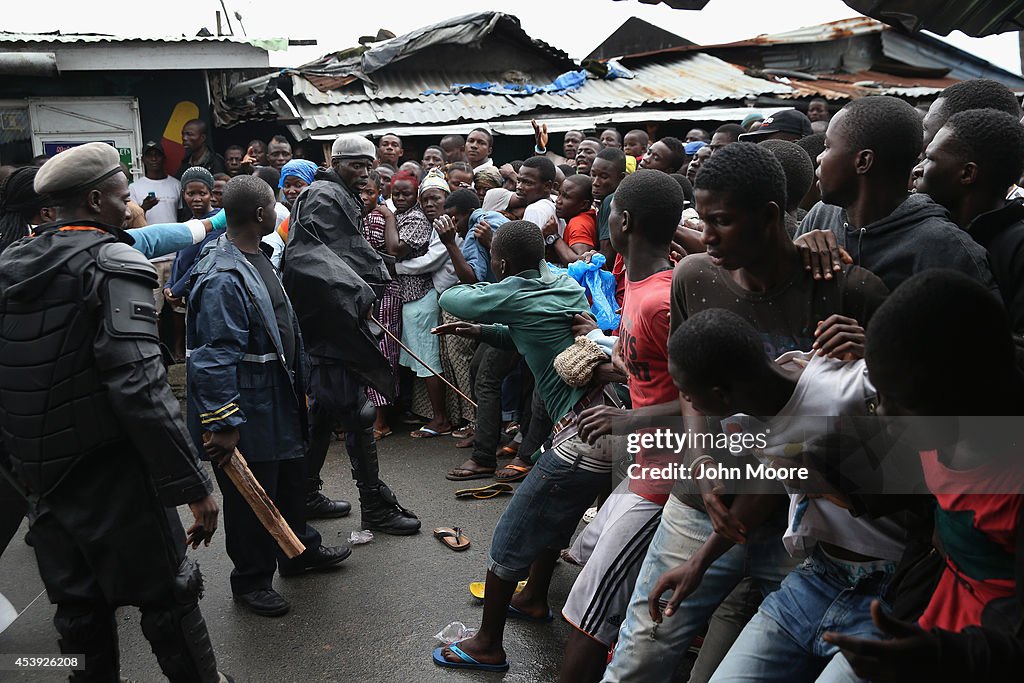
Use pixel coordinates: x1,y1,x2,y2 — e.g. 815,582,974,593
549,383,622,450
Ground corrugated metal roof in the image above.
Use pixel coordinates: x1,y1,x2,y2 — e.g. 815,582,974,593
613,18,885,62
767,68,959,100
289,52,792,134
0,31,276,46
728,17,885,46
298,105,765,139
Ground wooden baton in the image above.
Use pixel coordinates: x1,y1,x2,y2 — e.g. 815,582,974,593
222,448,306,559
370,313,478,409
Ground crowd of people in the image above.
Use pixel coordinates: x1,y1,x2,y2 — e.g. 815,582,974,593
0,76,1022,682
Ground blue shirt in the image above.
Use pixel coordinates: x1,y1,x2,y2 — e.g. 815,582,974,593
461,210,509,283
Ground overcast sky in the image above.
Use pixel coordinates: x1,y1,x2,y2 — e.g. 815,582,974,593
6,0,1022,74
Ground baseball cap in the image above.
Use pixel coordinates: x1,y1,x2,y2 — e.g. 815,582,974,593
331,134,376,160
738,109,813,141
142,140,165,156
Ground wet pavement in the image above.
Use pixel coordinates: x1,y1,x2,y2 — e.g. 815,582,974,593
0,367,582,682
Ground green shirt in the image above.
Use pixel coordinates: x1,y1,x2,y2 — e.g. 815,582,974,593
439,268,589,423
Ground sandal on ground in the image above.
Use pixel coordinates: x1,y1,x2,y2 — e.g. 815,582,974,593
495,463,532,483
451,426,474,439
410,426,453,438
433,527,471,551
470,579,527,600
445,466,496,482
432,643,509,672
373,427,392,441
454,483,514,499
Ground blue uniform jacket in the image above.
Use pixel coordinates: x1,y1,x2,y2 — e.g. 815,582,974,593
185,235,307,463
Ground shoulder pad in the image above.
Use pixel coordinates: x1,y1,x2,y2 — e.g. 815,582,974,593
102,251,160,342
96,242,159,288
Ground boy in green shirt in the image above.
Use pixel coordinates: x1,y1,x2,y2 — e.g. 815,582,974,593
432,220,621,672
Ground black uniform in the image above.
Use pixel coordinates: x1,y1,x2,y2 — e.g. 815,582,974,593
283,168,419,534
0,221,221,682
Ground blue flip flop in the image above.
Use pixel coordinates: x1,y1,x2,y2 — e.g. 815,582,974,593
432,643,510,672
507,603,554,622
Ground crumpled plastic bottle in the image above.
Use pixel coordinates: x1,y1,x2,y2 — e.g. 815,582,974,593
434,621,478,645
348,530,374,545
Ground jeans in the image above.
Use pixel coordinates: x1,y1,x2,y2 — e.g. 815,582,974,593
601,496,795,683
688,578,764,683
519,389,553,462
709,547,895,683
469,343,519,469
488,446,609,582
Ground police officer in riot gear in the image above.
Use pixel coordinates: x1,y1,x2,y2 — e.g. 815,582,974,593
284,134,420,535
0,143,227,682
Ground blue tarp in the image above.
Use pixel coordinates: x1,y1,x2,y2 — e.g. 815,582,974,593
423,69,588,97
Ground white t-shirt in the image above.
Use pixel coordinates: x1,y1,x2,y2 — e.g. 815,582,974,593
482,188,513,213
722,352,907,561
472,159,496,174
259,203,291,268
523,198,557,231
129,176,182,261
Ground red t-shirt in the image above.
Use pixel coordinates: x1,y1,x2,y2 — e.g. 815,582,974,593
620,269,677,504
917,449,1024,632
613,253,626,307
564,209,598,249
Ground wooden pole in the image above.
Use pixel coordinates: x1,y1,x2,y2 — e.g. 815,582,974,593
223,448,305,559
370,313,478,409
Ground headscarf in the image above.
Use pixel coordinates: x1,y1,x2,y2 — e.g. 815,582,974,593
419,168,450,196
684,140,707,156
0,166,45,252
473,167,502,192
741,112,764,131
279,159,318,188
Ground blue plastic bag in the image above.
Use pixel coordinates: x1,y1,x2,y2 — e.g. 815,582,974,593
547,253,620,330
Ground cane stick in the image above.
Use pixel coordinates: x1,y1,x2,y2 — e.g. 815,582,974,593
370,313,478,409
222,448,306,559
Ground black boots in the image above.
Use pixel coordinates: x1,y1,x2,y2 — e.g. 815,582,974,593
305,478,352,519
279,543,352,577
360,483,421,535
347,426,421,535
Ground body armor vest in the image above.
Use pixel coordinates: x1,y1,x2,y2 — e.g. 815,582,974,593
0,243,125,495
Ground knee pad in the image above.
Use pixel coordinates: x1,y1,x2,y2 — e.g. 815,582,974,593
355,395,376,430
172,556,204,605
340,395,376,431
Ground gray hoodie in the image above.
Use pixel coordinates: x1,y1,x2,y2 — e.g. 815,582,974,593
796,193,996,292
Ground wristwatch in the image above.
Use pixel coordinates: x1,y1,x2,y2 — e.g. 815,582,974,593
545,233,558,246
